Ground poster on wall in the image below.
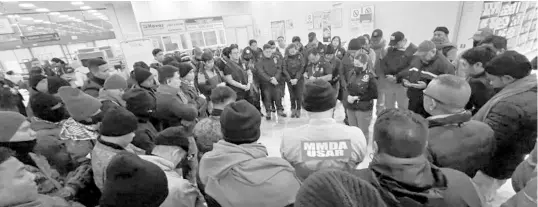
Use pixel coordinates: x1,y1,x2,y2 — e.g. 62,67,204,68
358,5,375,35
322,11,331,42
330,8,343,28
185,16,225,32
313,12,323,29
271,20,286,41
306,14,314,30
140,19,186,37
350,8,361,28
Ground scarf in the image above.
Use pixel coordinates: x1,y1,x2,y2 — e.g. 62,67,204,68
59,118,100,141
473,73,537,122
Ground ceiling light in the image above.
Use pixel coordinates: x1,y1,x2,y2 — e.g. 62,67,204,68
44,21,51,24
7,15,16,18
21,17,33,21
49,12,60,15
71,1,84,5
88,10,97,13
36,8,49,12
80,6,91,10
11,23,18,26
19,3,35,8
34,19,44,23
59,15,69,18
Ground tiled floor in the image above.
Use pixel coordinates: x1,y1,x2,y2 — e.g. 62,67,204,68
258,91,515,207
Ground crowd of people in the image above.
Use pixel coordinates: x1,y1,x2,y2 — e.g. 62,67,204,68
0,24,536,207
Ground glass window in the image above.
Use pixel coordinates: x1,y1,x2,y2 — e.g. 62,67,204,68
203,31,218,46
162,36,179,51
180,34,189,49
218,30,226,45
31,45,65,62
190,32,205,47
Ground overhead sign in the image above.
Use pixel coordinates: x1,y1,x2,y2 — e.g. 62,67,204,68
140,19,186,37
185,16,224,31
350,8,361,28
301,140,352,161
20,33,61,44
0,18,14,35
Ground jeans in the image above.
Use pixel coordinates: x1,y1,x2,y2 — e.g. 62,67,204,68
287,79,304,111
346,109,372,144
261,83,283,113
384,81,408,109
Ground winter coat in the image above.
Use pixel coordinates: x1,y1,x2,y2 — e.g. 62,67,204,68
91,137,144,191
344,67,378,111
434,41,458,62
502,144,537,207
380,43,418,76
327,57,343,86
473,73,537,179
181,82,208,118
282,53,305,81
82,74,105,98
465,72,496,115
132,119,158,153
196,67,223,99
97,89,125,114
140,154,203,207
199,140,301,207
255,56,282,85
426,111,495,177
223,59,250,97
352,154,484,207
280,118,368,181
0,194,84,207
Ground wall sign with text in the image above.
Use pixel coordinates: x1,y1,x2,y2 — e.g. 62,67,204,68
140,19,187,37
301,140,352,161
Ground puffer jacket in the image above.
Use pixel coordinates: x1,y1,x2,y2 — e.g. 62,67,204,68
426,111,495,177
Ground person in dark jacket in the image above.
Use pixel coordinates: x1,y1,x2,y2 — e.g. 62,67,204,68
396,40,455,118
123,88,158,153
256,44,286,120
292,36,304,53
431,27,458,63
325,44,344,96
241,47,263,114
424,74,494,177
304,48,333,82
479,35,507,55
351,108,485,207
283,44,306,118
98,74,127,113
246,39,263,63
472,51,537,203
460,45,497,115
223,46,253,103
0,73,27,116
344,53,377,143
330,36,346,60
380,31,417,110
196,51,225,102
82,58,112,98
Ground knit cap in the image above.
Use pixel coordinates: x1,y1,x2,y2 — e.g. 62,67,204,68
158,65,179,82
295,169,387,207
58,86,102,121
100,152,168,207
104,74,128,90
220,100,261,145
0,111,34,142
303,79,336,112
133,68,153,84
434,26,449,35
155,126,191,152
100,106,138,137
122,88,156,118
30,92,66,123
347,38,361,51
177,62,194,78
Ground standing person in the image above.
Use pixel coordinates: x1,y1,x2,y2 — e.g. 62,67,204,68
460,45,497,115
431,26,458,62
283,44,306,118
454,28,494,78
371,29,388,113
352,108,485,207
292,36,304,53
371,29,388,62
246,40,263,62
191,46,204,70
196,51,225,102
472,51,537,203
305,48,333,82
123,88,159,153
256,44,286,120
50,58,69,77
151,49,164,83
280,79,367,181
178,63,208,118
277,36,287,55
356,36,377,73
396,40,455,118
242,47,263,114
0,72,26,116
268,40,286,99
479,35,507,55
82,58,112,98
98,74,128,113
380,31,418,110
344,53,377,142
423,74,494,177
330,36,346,60
304,32,324,57
223,46,252,102
325,44,344,95
198,100,301,207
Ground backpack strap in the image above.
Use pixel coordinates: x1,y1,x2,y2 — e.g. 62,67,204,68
440,168,483,207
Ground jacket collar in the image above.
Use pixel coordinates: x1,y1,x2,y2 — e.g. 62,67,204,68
97,136,125,151
427,111,472,128
370,153,438,189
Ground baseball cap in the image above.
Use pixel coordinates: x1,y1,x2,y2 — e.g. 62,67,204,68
372,29,383,39
414,40,436,56
471,28,494,41
389,31,405,46
308,32,316,38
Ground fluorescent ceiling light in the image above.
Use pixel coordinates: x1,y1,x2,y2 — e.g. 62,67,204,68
34,19,44,23
11,23,18,26
19,3,35,8
59,15,69,18
80,6,91,10
88,10,97,13
36,8,49,12
71,1,84,5
49,12,60,15
44,21,51,24
21,17,33,21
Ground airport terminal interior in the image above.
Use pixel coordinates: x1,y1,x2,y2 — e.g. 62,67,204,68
0,1,537,207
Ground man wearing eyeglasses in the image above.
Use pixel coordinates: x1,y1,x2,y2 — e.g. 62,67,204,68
395,40,455,118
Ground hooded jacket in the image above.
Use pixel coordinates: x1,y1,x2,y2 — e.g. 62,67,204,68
199,140,301,207
426,111,495,177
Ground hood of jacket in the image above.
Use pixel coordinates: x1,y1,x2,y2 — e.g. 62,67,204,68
427,111,472,128
371,38,387,51
98,89,126,107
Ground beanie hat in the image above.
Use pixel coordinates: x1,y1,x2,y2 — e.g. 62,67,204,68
347,38,361,51
100,152,168,207
155,126,191,152
201,51,214,62
325,44,336,55
155,93,197,122
295,169,387,207
122,88,156,118
30,92,66,123
389,31,405,46
0,111,33,142
58,86,102,121
100,106,138,137
434,26,449,35
158,65,179,82
303,79,336,112
220,100,261,144
177,62,194,78
134,68,153,84
104,74,128,90
45,76,70,94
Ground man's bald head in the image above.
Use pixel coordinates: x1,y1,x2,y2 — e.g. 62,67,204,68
424,74,471,109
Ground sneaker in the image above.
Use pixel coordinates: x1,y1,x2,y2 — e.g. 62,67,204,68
277,110,287,118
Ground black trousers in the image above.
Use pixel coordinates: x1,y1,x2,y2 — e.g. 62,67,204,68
287,79,304,110
261,84,283,113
